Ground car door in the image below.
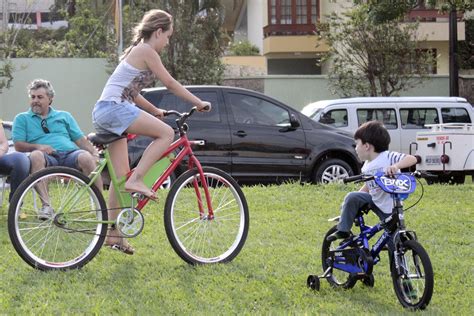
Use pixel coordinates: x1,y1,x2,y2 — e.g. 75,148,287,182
224,90,307,182
141,88,232,173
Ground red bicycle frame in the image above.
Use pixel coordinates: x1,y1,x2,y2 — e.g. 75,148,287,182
131,133,214,219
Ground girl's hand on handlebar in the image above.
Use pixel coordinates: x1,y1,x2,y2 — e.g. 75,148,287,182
153,108,167,119
196,101,211,112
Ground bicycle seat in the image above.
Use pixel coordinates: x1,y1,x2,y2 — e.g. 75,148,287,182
88,133,126,145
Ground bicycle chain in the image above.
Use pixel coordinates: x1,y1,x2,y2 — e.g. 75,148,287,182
52,207,136,238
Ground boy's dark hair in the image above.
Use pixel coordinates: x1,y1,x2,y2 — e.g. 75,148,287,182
354,121,390,153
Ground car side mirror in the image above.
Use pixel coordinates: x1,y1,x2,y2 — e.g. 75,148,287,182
290,114,300,128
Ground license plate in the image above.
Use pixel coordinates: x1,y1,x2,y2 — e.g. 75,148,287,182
425,156,440,165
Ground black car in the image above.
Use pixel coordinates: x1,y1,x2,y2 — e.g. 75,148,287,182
128,86,360,184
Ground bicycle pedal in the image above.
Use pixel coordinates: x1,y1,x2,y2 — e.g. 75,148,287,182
131,192,145,199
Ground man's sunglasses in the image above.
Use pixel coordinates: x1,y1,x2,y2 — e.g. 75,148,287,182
41,119,50,134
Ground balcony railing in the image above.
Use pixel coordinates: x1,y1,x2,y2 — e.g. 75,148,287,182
406,9,463,22
263,24,316,37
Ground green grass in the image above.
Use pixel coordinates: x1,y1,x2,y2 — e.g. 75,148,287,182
0,182,473,314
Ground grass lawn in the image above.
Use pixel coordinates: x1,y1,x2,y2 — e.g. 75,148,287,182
0,181,473,314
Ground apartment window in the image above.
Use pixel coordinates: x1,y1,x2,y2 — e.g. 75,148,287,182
268,0,318,25
271,0,277,24
281,0,292,24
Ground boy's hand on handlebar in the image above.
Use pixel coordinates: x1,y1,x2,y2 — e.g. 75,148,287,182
385,164,398,177
196,101,211,112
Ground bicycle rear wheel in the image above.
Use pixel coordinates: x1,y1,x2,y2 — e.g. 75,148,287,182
321,226,357,289
8,167,108,271
390,240,434,310
164,167,249,264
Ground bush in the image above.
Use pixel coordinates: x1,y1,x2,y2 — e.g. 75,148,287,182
228,40,260,56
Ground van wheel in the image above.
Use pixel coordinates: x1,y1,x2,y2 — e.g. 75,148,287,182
313,159,353,184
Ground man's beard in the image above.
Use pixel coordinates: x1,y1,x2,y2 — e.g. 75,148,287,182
31,105,43,115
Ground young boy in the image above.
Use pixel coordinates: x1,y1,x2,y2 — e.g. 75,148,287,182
327,120,418,242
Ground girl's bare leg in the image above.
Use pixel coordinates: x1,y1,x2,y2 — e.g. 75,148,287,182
124,111,174,198
105,138,132,247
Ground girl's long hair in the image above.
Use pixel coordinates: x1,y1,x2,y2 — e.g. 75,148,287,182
120,9,173,60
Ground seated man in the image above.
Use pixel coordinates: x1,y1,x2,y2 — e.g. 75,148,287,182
0,120,30,202
12,79,101,219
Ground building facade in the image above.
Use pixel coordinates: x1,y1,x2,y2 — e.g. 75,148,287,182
222,0,467,76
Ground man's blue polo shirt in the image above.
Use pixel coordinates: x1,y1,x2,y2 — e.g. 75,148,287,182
12,107,84,152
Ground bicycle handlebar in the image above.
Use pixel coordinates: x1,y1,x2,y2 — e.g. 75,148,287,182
343,174,373,184
343,170,437,184
163,106,211,134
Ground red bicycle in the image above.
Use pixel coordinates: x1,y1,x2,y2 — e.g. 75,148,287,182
8,107,249,270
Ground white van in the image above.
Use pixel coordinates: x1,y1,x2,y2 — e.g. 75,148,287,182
301,97,474,154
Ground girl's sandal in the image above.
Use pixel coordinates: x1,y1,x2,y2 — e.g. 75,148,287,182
106,242,135,255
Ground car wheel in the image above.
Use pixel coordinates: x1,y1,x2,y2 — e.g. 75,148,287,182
160,173,176,189
313,158,353,184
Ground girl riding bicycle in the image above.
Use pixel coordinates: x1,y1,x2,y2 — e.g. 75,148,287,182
326,121,418,242
92,9,211,254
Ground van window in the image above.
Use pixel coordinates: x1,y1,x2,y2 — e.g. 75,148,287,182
441,107,471,123
400,108,438,129
319,109,348,127
357,108,397,129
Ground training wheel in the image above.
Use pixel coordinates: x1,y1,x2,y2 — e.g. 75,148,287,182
307,275,320,291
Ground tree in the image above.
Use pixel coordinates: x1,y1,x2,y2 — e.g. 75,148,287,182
109,0,225,84
459,18,474,69
0,58,14,94
160,0,225,84
354,0,473,20
355,1,474,95
320,6,435,97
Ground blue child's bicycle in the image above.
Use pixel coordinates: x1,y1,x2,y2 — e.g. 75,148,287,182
307,171,434,310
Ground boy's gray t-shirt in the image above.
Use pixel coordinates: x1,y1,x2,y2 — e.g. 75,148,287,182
361,151,406,214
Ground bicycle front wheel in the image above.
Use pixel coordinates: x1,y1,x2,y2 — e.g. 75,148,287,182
390,240,434,310
164,167,249,265
8,167,108,271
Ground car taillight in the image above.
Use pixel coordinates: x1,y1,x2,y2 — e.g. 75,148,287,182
440,154,449,164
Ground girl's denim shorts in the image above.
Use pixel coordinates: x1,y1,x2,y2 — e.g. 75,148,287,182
92,100,140,135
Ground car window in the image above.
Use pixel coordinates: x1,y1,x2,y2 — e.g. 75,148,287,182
400,108,439,129
228,93,291,126
175,92,220,122
441,107,471,123
357,108,397,129
319,109,348,127
145,91,220,122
